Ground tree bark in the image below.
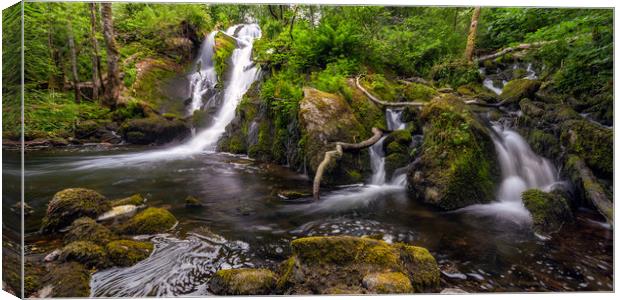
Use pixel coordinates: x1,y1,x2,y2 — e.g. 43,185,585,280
101,3,121,109
464,7,481,63
89,3,105,101
313,127,384,201
67,19,81,103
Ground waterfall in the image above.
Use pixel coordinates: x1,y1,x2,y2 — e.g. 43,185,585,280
369,136,387,185
187,31,218,115
69,24,262,169
386,108,406,131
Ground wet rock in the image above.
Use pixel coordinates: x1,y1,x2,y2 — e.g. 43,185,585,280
210,268,277,295
499,79,541,108
41,188,111,233
277,190,312,200
60,241,108,268
384,130,413,178
560,119,613,178
105,239,154,267
522,189,573,234
120,116,190,145
10,201,34,215
64,217,116,245
408,95,499,210
184,196,203,208
456,83,498,103
277,236,440,294
39,262,91,297
362,272,414,293
110,194,145,206
120,207,177,234
98,205,139,221
44,249,62,262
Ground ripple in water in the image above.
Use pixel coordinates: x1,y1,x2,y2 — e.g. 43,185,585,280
90,232,253,297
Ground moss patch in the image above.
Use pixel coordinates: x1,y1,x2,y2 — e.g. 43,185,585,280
61,241,108,269
522,189,573,234
499,79,541,107
362,272,413,294
210,268,277,295
105,239,154,267
121,207,177,234
40,262,91,297
41,188,111,233
110,194,145,207
64,217,116,246
214,32,237,86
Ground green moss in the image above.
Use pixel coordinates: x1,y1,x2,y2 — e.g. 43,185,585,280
130,58,183,115
40,262,91,297
457,83,498,103
291,236,400,268
120,116,190,145
396,244,440,292
522,189,573,233
110,194,145,207
184,195,203,207
499,79,541,106
191,109,209,129
385,153,410,178
214,32,237,85
210,268,277,295
403,83,437,102
362,272,414,294
360,74,403,102
64,217,116,246
24,275,40,297
61,241,108,268
105,239,154,267
429,60,481,88
276,257,298,290
121,207,177,234
41,188,111,233
560,119,612,178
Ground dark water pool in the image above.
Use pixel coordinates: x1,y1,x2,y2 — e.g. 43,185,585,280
4,146,613,296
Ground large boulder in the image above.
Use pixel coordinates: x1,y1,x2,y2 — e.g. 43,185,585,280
64,217,116,246
210,268,277,295
120,207,177,234
120,116,190,145
60,241,108,269
41,188,111,233
383,130,413,179
105,239,154,267
408,95,499,210
277,236,439,294
499,79,541,107
299,88,369,185
522,189,573,234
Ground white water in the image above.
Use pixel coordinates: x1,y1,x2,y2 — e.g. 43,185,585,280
187,31,218,115
386,108,406,131
369,136,387,185
458,124,562,225
71,24,262,170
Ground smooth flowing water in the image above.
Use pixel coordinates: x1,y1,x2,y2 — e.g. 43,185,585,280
187,31,218,115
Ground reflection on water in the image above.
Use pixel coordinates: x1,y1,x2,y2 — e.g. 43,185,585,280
7,146,612,295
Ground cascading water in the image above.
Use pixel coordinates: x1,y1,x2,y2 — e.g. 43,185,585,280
187,31,218,115
69,24,262,169
386,108,406,131
459,123,563,225
369,136,387,185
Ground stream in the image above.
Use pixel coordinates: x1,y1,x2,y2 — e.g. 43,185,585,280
7,24,613,296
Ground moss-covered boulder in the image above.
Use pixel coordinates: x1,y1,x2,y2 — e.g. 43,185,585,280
429,60,481,88
41,188,111,233
121,207,177,234
110,194,145,207
522,189,573,234
499,79,541,107
404,82,437,102
560,119,612,178
299,87,368,185
184,196,203,208
60,241,108,268
120,116,190,145
210,268,277,295
456,82,498,103
408,95,499,210
38,262,91,297
362,272,413,294
105,239,154,267
64,217,116,246
383,130,412,178
277,236,439,294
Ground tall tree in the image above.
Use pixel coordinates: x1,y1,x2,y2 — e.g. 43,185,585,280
464,7,481,62
89,3,104,100
66,18,81,103
101,3,121,108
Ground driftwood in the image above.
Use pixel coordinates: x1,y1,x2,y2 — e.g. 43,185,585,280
568,157,613,226
355,76,427,107
312,127,383,201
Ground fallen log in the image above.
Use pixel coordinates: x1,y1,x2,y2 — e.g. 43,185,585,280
355,76,426,107
566,155,613,226
477,35,582,63
312,127,383,201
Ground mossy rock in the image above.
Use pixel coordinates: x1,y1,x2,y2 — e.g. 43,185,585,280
408,95,499,210
60,241,108,269
214,32,237,84
429,60,481,88
192,109,210,129
110,194,145,206
105,239,154,267
185,195,203,208
279,236,440,294
41,188,111,233
403,82,437,102
64,217,116,246
385,153,410,180
362,272,413,294
499,79,541,107
210,268,277,295
522,189,573,234
39,262,91,297
121,207,177,234
74,120,100,139
456,83,498,103
560,119,612,178
120,116,190,145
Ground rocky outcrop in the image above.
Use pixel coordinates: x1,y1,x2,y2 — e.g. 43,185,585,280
41,188,111,233
522,189,573,234
383,130,412,179
499,79,540,108
120,115,190,145
277,236,440,294
408,94,499,210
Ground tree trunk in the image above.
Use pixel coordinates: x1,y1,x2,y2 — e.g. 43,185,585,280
89,3,105,101
67,19,81,103
464,7,481,63
101,3,121,109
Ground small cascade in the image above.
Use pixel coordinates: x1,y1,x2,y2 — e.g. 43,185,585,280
480,62,538,95
369,136,387,185
187,32,218,115
386,108,406,131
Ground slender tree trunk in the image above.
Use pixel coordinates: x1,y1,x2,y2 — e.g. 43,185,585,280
464,7,481,63
89,3,104,100
453,8,459,31
101,3,121,109
67,19,81,103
